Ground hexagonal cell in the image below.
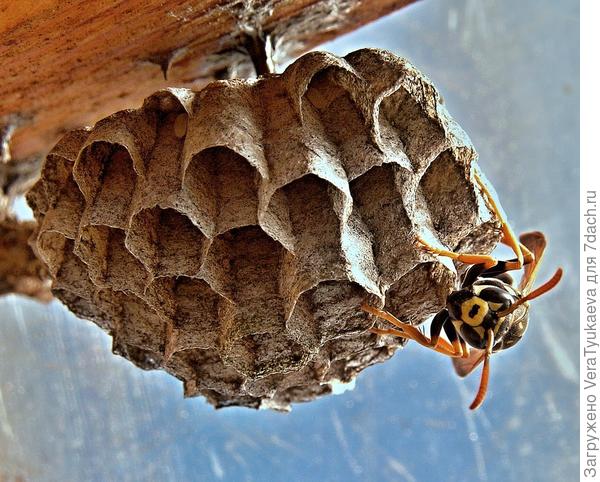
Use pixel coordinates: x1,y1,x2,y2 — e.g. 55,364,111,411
26,128,89,215
0,219,51,302
287,281,371,349
75,142,138,229
38,175,85,240
75,225,150,295
171,276,227,351
350,163,416,287
279,175,346,307
325,342,396,384
36,231,69,278
128,207,209,277
222,331,309,379
53,239,96,297
303,67,384,180
167,348,245,399
259,187,295,252
188,82,267,176
259,78,327,186
153,205,208,276
200,390,262,409
379,86,447,170
180,146,260,236
272,382,332,408
206,225,286,330
135,109,189,207
419,149,479,247
383,261,455,326
105,292,168,355
27,154,73,215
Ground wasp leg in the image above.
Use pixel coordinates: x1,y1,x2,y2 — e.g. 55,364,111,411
363,304,462,357
473,173,528,269
418,175,536,273
480,251,535,280
442,319,466,358
462,263,488,287
469,328,494,410
361,303,410,330
368,327,461,358
429,309,450,350
459,335,470,359
506,240,534,265
417,238,533,278
489,241,535,273
416,235,498,270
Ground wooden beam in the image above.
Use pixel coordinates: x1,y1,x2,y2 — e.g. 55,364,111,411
0,0,416,164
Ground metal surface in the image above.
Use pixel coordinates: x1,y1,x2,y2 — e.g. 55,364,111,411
0,0,578,480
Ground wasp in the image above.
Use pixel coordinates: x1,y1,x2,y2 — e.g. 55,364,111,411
362,172,563,410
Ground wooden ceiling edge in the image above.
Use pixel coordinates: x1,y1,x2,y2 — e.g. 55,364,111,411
1,0,418,167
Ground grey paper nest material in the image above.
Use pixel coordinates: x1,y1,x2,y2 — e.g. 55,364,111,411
26,48,500,410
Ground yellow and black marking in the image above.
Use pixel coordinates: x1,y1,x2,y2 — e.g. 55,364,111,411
460,297,489,326
446,278,521,350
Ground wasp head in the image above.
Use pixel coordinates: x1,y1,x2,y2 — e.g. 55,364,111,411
446,280,525,351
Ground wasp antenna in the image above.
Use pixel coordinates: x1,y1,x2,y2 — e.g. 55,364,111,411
497,267,563,317
469,329,494,410
525,267,563,300
469,358,490,410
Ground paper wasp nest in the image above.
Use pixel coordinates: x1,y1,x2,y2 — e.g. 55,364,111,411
27,49,498,410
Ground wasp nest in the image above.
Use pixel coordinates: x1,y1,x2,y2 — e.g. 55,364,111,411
26,49,499,410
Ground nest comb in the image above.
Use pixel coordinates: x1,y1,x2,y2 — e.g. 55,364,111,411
26,48,499,410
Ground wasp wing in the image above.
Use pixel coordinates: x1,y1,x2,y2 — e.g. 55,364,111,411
518,231,547,294
452,349,485,378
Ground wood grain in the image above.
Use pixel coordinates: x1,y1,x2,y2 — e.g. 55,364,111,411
0,0,416,164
